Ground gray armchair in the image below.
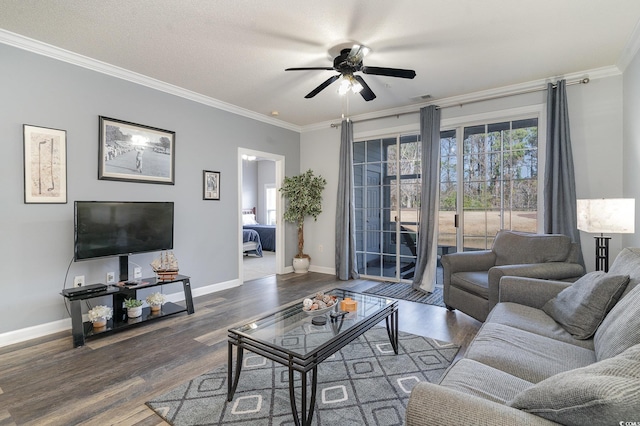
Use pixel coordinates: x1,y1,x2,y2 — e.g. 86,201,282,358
442,230,584,322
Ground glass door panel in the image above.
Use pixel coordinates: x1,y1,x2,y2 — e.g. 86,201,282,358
438,129,458,278
461,119,538,251
354,135,420,281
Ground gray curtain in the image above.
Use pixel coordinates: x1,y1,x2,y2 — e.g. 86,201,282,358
544,80,585,267
412,106,441,292
335,119,359,280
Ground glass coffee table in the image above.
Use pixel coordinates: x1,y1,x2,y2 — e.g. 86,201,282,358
227,288,399,426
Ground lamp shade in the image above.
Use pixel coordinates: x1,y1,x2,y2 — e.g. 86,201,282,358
576,198,635,234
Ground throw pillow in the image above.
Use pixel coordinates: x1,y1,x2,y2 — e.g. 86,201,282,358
508,344,640,426
542,271,629,339
594,283,640,360
242,214,258,225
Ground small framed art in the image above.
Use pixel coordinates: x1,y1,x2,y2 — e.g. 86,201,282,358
23,124,67,203
203,170,220,200
98,116,175,184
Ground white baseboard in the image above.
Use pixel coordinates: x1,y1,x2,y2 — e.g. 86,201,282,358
0,278,242,348
0,318,72,348
310,265,335,275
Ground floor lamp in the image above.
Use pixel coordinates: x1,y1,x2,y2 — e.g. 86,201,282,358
577,199,635,272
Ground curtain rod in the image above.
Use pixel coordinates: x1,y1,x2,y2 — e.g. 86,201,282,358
330,77,590,128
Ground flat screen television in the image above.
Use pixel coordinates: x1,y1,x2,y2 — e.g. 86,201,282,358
74,201,174,280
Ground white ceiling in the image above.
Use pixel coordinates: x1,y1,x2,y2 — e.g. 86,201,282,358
1,0,640,129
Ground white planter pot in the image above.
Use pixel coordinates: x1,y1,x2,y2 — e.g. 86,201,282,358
127,306,143,318
293,257,310,273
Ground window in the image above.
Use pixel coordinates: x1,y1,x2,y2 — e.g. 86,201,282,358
265,185,276,225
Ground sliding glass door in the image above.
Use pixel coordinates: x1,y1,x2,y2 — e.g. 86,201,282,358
438,117,539,254
354,135,421,281
354,115,539,282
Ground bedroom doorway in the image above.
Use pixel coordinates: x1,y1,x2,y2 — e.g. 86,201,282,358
238,148,285,283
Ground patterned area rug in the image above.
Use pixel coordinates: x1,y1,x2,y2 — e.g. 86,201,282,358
364,283,445,307
147,328,459,425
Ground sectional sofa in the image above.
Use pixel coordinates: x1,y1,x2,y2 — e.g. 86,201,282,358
406,248,640,425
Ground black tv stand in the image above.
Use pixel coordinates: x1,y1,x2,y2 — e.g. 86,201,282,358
61,274,194,347
119,255,129,282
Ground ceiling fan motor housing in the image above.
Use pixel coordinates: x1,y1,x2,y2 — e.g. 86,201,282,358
334,48,361,74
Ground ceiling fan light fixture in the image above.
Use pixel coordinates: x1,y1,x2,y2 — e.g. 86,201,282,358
351,79,364,94
338,74,363,95
338,77,352,95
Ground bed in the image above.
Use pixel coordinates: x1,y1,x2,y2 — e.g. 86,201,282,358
242,207,276,252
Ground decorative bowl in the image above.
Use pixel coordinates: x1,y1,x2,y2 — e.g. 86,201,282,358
303,303,338,316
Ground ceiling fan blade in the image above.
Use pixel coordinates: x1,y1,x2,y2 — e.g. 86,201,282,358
362,66,416,79
304,74,341,98
285,67,335,71
354,75,376,101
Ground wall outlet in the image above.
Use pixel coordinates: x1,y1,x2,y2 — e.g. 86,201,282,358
319,244,324,253
106,272,116,284
133,267,142,279
74,275,85,287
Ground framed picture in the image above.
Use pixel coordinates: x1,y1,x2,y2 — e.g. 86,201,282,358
203,170,220,200
23,124,67,203
98,116,175,184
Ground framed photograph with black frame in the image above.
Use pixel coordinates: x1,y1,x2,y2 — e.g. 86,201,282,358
203,170,220,200
23,124,67,204
98,116,175,184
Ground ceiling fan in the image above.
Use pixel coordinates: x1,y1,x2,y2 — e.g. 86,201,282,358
285,44,416,101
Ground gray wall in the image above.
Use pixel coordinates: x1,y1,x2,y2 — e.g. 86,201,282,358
0,44,300,335
242,160,258,209
623,47,640,248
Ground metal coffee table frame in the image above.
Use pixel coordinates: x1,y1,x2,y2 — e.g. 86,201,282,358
227,288,399,426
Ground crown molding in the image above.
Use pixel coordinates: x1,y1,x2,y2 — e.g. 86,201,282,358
0,29,302,133
617,19,640,71
1,29,625,134
301,65,621,132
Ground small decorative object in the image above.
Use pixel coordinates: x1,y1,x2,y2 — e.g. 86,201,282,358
23,124,67,204
340,297,357,312
151,251,179,281
98,116,175,185
302,292,338,315
146,292,167,313
124,298,144,318
203,170,220,200
280,169,326,273
311,316,327,326
87,305,113,329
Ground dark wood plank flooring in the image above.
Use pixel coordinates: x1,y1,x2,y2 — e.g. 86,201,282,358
0,273,481,425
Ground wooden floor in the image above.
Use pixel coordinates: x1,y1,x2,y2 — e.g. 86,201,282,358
0,273,481,426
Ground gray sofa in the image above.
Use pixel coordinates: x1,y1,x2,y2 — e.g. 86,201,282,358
407,247,640,425
442,230,585,322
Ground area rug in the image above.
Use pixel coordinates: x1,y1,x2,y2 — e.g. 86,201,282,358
147,327,459,425
364,283,445,308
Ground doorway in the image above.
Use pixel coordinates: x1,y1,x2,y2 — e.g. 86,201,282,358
238,148,285,283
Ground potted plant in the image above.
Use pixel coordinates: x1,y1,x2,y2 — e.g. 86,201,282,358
146,292,166,314
280,169,326,273
124,298,144,318
87,305,113,329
